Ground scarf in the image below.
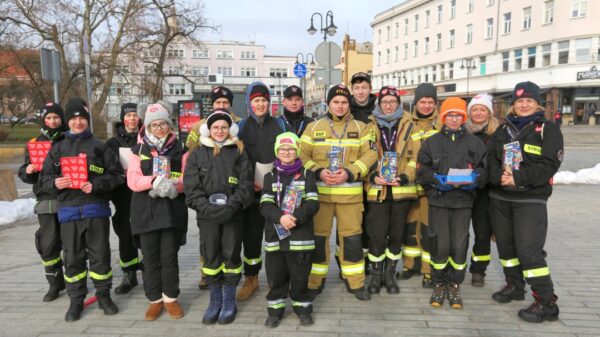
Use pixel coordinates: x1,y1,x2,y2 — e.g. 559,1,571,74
274,158,302,176
506,111,544,130
373,105,404,129
144,131,172,154
466,121,488,134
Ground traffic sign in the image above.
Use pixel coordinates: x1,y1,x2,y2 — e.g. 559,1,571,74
314,41,342,68
293,63,307,78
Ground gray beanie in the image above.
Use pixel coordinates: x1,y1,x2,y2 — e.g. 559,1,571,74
144,104,172,129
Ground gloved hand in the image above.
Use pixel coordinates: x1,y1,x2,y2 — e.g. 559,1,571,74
149,188,159,198
165,181,178,199
460,173,480,190
155,177,175,198
202,204,221,217
398,173,409,186
213,206,234,224
434,174,453,192
152,175,166,189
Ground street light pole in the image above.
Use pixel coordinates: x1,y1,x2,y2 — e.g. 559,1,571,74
307,11,337,108
461,58,477,99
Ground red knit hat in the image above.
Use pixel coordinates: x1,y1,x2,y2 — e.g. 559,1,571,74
440,97,467,124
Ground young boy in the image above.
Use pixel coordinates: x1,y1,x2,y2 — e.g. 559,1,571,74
260,132,320,327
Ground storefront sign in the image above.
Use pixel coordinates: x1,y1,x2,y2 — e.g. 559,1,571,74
577,66,600,81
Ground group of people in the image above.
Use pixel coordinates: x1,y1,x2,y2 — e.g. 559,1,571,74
18,73,563,327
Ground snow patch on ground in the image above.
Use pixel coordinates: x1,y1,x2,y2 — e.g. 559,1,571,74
0,198,36,226
554,163,600,185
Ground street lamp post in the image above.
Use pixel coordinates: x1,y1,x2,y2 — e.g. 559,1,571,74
307,11,337,42
461,58,477,99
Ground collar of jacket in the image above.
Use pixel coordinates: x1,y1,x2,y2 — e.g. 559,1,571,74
65,129,93,141
327,111,352,123
199,135,238,148
441,125,465,141
350,94,377,111
283,107,305,121
115,122,138,139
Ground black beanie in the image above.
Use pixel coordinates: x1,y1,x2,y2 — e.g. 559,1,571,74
120,102,138,122
512,81,542,105
211,86,234,105
206,110,233,128
327,85,351,104
64,97,90,123
41,102,64,121
413,83,437,105
249,84,270,102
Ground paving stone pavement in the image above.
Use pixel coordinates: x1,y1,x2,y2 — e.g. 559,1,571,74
1,185,599,337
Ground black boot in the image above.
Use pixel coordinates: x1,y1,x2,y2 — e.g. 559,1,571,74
265,315,282,328
43,270,66,302
492,279,525,303
367,262,383,294
115,270,138,294
364,256,371,276
96,290,119,315
471,272,485,287
349,286,371,301
518,292,559,323
384,259,400,294
202,283,223,324
430,283,446,308
65,297,84,322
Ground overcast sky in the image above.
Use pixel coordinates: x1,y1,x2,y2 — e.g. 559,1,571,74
202,0,405,57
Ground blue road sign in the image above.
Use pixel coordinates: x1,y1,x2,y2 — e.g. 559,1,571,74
293,63,307,78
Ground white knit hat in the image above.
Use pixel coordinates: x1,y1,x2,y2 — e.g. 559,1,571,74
144,103,172,129
467,93,494,116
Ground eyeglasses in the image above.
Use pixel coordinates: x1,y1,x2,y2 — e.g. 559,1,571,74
277,148,296,153
149,121,169,130
380,100,398,106
446,114,463,120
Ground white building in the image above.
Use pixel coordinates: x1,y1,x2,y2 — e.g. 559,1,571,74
372,0,600,123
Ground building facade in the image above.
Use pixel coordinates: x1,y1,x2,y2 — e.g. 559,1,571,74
372,0,600,123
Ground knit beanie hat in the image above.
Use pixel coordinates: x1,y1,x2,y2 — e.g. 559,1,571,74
211,86,234,105
413,83,437,105
120,102,138,122
327,84,351,104
274,132,301,156
249,83,270,102
144,103,172,129
467,93,494,116
206,109,233,128
41,102,64,121
378,85,401,105
512,81,542,105
64,97,90,123
440,97,468,124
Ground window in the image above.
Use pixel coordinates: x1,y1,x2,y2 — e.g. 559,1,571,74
192,49,209,58
217,67,233,76
216,50,233,59
404,18,409,35
169,84,186,95
144,48,160,58
168,66,184,75
449,62,454,79
395,46,399,62
528,46,536,68
575,38,591,63
269,68,288,77
440,64,446,80
514,49,523,70
424,37,430,54
403,43,408,59
115,65,129,74
413,40,419,57
488,0,495,6
467,0,474,13
395,22,399,38
377,51,381,65
449,29,455,48
503,51,510,71
522,7,531,30
378,29,382,43
425,10,430,28
597,37,600,61
240,67,256,77
436,33,442,51
542,43,552,66
466,24,473,44
571,0,587,18
437,5,443,23
414,14,419,31
386,48,391,63
386,26,390,41
486,18,494,39
167,49,184,58
558,40,569,64
450,0,456,19
544,0,554,24
503,13,512,34
240,51,256,59
192,66,209,76
432,65,437,81
479,56,487,75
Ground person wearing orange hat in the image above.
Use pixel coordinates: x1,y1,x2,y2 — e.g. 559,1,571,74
416,97,487,309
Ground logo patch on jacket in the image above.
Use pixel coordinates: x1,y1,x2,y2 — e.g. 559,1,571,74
524,144,542,155
347,132,358,138
89,165,104,174
314,131,326,138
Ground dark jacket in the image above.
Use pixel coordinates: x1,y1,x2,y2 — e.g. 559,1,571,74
417,126,488,208
350,94,377,124
183,137,254,220
18,133,62,203
106,123,138,210
259,167,319,252
488,114,563,202
279,108,314,137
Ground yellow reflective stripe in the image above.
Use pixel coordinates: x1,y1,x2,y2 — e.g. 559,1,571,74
264,242,280,252
311,263,328,275
362,133,375,143
170,171,182,179
260,194,275,203
316,183,363,195
424,130,439,138
140,154,151,160
120,257,139,268
407,161,417,168
354,160,368,176
411,130,439,141
368,253,385,262
448,257,466,270
42,256,61,267
523,267,550,278
223,265,243,274
268,299,286,309
203,264,224,276
311,139,361,147
421,251,431,263
524,144,542,155
385,248,401,260
341,262,365,276
64,270,87,283
416,184,425,193
187,131,198,143
471,252,491,262
290,245,315,251
292,301,312,307
228,176,238,184
391,186,418,194
89,270,113,280
243,256,262,265
300,135,313,144
430,260,448,270
89,165,104,174
501,258,520,267
304,160,316,169
368,187,381,196
402,246,422,257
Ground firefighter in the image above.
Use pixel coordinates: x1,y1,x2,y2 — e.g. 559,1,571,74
40,98,123,322
300,84,377,301
397,83,442,288
260,132,320,328
488,81,563,323
18,102,66,302
278,85,313,137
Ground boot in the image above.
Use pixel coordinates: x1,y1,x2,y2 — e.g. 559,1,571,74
115,270,138,294
430,283,446,308
198,275,208,290
65,297,84,322
218,285,237,324
144,302,163,321
264,315,282,328
492,280,525,303
349,287,371,301
396,268,419,280
447,283,463,309
518,292,559,323
164,300,184,319
384,259,400,294
202,284,223,324
298,313,314,326
307,279,326,297
422,273,433,288
367,262,383,294
236,275,258,301
471,272,485,287
364,256,371,276
96,290,119,315
43,270,66,302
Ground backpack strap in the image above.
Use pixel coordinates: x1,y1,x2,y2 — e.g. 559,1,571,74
238,118,248,137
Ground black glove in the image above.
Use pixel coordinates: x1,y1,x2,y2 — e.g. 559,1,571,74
213,206,235,224
398,174,409,186
203,204,221,217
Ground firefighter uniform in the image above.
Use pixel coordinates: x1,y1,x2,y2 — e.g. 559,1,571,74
300,112,377,293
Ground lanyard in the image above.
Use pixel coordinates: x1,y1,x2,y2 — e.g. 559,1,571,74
327,116,350,146
281,115,305,136
276,171,301,208
380,128,397,151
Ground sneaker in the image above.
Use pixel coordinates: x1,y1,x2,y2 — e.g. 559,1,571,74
492,283,525,303
447,283,463,309
471,273,485,287
430,283,446,308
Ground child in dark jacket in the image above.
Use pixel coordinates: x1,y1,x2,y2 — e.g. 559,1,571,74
259,132,320,328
